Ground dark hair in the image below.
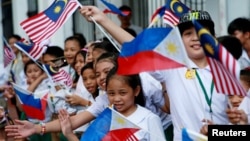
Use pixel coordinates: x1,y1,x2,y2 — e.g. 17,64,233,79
43,46,64,58
119,5,132,12
75,50,88,64
93,40,119,54
228,17,250,35
217,35,242,60
81,62,94,75
24,60,43,75
178,10,215,36
73,33,87,48
64,36,84,49
240,68,250,85
106,67,145,107
8,34,22,41
95,52,118,68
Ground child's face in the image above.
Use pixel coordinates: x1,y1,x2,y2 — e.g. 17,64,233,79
95,61,114,90
92,49,107,66
182,27,205,60
86,46,93,63
82,68,97,95
42,54,56,66
26,64,43,81
107,75,139,116
21,53,30,65
8,37,19,55
228,95,244,108
232,30,248,47
75,54,85,75
64,40,81,65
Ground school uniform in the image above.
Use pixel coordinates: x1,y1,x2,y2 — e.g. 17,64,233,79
74,76,96,135
149,60,229,141
238,96,250,124
86,90,109,117
127,104,166,141
139,72,172,130
238,50,250,69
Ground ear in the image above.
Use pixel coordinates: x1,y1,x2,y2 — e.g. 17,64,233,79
134,85,141,97
244,31,250,39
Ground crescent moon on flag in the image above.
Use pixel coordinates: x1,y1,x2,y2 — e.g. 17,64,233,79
170,0,181,13
198,28,218,47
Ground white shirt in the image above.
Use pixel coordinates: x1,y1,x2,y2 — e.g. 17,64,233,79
127,105,166,141
238,50,250,69
149,61,229,141
74,76,96,132
139,72,172,130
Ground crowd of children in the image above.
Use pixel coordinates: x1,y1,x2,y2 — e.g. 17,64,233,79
0,4,250,141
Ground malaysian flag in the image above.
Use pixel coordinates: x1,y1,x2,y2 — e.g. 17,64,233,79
193,20,246,96
3,37,16,67
20,0,80,43
44,64,73,88
14,41,47,61
164,0,190,27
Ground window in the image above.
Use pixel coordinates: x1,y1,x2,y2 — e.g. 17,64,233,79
2,0,13,38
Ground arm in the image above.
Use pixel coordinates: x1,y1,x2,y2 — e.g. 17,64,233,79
58,109,79,141
27,73,47,92
65,94,91,107
5,110,95,139
79,6,134,45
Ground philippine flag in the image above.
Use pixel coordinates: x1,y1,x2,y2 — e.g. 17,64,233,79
12,83,48,120
118,27,188,75
81,107,148,141
182,128,208,141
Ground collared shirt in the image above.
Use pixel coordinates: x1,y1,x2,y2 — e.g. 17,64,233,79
238,50,250,69
149,59,229,141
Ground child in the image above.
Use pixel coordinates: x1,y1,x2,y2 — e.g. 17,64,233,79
228,17,250,69
226,68,250,125
80,7,230,140
59,67,165,140
23,60,52,141
65,62,98,139
62,36,84,88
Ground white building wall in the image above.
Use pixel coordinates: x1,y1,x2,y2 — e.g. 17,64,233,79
12,0,29,39
205,0,250,36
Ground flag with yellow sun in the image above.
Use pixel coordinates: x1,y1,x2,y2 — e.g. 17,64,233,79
118,27,188,75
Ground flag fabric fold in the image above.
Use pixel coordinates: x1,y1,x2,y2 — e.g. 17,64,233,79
182,128,208,141
3,37,16,67
149,6,166,26
12,83,48,120
118,27,187,75
193,20,247,96
100,0,128,16
14,41,46,61
20,0,80,43
164,0,190,27
81,107,141,141
44,64,73,88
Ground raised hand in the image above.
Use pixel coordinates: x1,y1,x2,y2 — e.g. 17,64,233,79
5,120,36,139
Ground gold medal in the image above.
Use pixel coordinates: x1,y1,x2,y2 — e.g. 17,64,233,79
185,69,196,79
